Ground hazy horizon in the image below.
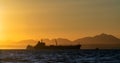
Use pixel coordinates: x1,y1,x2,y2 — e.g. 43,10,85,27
0,33,120,49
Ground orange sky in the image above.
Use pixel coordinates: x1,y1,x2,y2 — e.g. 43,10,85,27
0,0,120,49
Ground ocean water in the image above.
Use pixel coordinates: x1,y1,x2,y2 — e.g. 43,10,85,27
0,49,120,63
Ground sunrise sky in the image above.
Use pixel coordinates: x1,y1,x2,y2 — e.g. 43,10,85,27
0,0,120,49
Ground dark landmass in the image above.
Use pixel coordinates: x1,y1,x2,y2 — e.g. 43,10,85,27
74,33,120,49
24,33,120,49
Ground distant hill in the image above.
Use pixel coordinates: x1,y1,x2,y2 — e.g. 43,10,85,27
74,33,120,49
19,39,37,45
74,33,120,43
43,38,72,46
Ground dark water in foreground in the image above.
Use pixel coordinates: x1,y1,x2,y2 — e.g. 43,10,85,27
0,49,120,63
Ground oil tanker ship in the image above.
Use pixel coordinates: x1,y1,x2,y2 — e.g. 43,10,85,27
26,40,81,50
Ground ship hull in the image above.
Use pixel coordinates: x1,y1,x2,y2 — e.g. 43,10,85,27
34,45,81,50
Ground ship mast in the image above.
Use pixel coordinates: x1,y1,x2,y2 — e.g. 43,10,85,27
55,39,58,46
41,39,43,42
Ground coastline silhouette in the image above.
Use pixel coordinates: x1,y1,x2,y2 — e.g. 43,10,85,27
1,33,120,49
24,33,120,49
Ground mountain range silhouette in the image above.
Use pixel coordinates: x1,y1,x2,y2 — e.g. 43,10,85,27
20,33,120,49
74,33,120,44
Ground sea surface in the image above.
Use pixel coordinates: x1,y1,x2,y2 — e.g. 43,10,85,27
0,49,120,63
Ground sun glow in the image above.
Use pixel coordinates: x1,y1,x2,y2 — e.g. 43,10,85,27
0,3,5,41
0,0,119,49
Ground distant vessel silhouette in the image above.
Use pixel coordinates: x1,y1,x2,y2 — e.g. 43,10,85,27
26,40,81,50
